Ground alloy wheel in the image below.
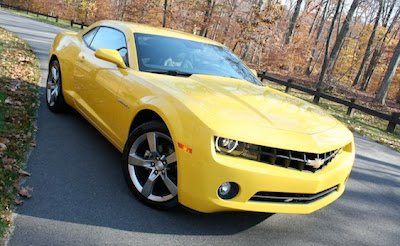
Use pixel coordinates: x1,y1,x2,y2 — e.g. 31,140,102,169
47,65,60,107
128,132,178,202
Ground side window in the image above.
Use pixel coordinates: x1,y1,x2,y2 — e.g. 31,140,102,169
90,27,129,66
82,27,98,46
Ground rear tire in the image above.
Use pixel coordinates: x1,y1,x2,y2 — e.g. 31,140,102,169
46,59,68,113
122,120,178,210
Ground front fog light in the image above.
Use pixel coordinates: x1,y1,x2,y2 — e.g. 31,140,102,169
218,182,239,199
218,182,231,196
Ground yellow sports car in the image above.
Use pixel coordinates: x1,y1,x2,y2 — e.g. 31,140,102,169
47,20,355,213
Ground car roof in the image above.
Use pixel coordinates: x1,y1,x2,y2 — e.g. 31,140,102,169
93,20,224,47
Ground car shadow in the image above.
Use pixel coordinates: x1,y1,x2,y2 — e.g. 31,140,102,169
16,90,272,236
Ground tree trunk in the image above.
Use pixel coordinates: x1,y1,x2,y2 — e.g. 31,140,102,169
353,0,383,87
326,0,359,73
383,0,396,27
284,0,303,44
162,0,167,27
317,0,360,90
306,0,330,75
308,0,323,35
375,38,400,104
200,0,215,37
360,8,400,91
120,0,131,21
397,88,400,103
317,0,343,90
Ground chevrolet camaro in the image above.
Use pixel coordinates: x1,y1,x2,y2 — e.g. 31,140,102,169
47,20,355,213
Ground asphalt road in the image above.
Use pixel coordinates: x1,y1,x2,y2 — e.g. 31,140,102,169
1,10,400,246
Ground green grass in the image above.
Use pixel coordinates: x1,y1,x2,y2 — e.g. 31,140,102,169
0,6,82,32
267,82,400,152
0,27,40,238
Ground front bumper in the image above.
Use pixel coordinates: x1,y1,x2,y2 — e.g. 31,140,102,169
177,135,354,214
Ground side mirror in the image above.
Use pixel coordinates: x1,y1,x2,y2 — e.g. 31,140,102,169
94,49,127,69
250,69,258,77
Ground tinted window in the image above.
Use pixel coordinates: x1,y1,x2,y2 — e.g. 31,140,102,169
82,27,98,46
134,33,261,85
90,27,129,66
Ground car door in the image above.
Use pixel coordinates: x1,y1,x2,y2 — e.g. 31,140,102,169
73,26,129,147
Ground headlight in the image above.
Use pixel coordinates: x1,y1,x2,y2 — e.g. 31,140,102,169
215,137,260,160
215,137,246,156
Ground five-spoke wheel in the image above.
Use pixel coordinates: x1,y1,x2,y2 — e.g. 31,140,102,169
123,121,178,209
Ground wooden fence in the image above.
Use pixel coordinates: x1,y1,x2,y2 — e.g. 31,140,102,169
258,72,400,133
0,3,88,29
1,3,58,22
70,20,88,29
1,3,398,133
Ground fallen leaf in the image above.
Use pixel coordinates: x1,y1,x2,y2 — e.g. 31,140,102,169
18,168,31,177
2,157,16,165
18,186,33,198
0,137,10,144
4,97,12,104
13,199,24,205
3,164,12,171
0,143,6,152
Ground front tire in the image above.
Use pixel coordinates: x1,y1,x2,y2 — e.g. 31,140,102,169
122,121,178,210
46,59,68,113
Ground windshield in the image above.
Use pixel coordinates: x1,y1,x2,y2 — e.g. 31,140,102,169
134,33,261,85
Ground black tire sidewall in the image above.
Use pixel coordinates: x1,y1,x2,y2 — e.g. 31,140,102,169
46,59,68,113
122,120,178,210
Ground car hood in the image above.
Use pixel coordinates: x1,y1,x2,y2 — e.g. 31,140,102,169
142,73,339,133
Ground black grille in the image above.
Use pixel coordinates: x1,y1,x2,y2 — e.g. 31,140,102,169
242,144,342,173
250,185,338,204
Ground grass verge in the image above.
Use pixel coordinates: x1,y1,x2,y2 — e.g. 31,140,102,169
268,82,400,152
0,27,40,238
0,6,82,32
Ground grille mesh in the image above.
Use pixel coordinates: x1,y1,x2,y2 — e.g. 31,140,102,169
242,145,342,173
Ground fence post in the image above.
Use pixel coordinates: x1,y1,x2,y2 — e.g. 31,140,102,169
386,112,400,133
70,20,74,27
346,98,356,117
81,22,84,29
56,16,59,22
260,72,266,82
285,79,293,93
313,90,321,104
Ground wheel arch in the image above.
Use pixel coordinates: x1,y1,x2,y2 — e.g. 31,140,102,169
129,109,166,134
125,101,196,152
49,54,58,65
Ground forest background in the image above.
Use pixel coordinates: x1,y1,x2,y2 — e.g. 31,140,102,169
3,0,400,106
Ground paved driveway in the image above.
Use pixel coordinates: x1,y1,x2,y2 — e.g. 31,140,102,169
1,9,400,246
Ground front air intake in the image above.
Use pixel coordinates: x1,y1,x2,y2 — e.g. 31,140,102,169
249,185,338,204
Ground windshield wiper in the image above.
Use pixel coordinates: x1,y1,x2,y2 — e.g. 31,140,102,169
143,69,192,77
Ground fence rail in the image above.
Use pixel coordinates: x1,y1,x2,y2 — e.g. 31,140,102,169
0,3,88,29
70,20,88,29
1,2,398,133
258,72,400,133
0,3,58,22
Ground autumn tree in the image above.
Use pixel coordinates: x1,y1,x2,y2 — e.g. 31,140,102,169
360,0,400,91
284,0,303,44
318,0,360,91
375,37,400,104
352,0,383,87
